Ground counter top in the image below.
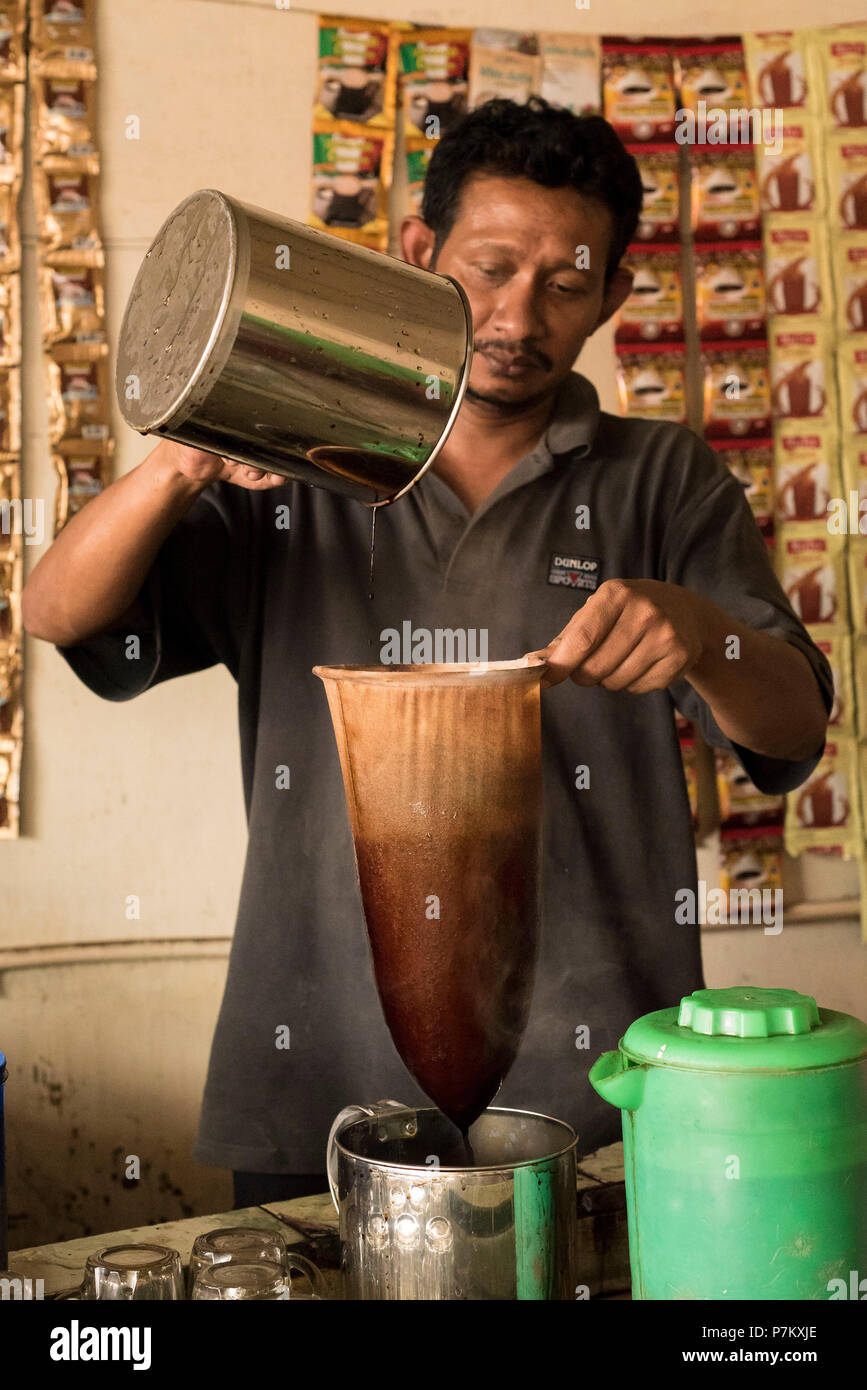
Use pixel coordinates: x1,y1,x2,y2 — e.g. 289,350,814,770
9,1142,629,1300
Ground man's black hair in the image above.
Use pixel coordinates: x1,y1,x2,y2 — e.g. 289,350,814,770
420,96,644,282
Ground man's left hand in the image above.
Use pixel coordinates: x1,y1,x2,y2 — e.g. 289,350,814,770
526,578,706,692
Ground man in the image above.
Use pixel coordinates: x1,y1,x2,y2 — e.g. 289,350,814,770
22,98,830,1206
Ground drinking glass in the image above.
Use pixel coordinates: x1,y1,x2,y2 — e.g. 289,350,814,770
191,1261,289,1301
187,1225,321,1298
187,1227,287,1294
81,1244,184,1300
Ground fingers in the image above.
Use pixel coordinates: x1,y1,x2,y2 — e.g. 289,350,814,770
597,642,692,692
220,460,287,489
536,581,632,688
527,580,700,694
620,654,684,694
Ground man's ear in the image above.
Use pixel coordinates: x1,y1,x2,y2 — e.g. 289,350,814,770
593,265,634,331
400,215,437,270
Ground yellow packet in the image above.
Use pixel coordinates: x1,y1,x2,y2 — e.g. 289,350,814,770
709,438,775,538
785,737,860,856
680,735,699,830
694,241,765,341
835,232,867,334
755,116,822,217
45,340,110,444
400,28,471,138
0,182,19,273
403,74,469,137
838,332,867,437
39,260,105,346
404,138,434,218
538,33,600,115
702,341,771,441
631,145,680,243
0,732,20,837
764,215,830,318
850,636,867,738
0,547,19,640
690,147,761,242
773,419,839,524
52,435,112,531
0,365,20,452
0,82,24,185
777,524,848,628
848,538,867,635
0,458,17,538
616,344,686,423
399,27,472,77
720,827,784,898
468,44,540,109
829,130,867,232
0,272,19,367
810,630,854,737
813,23,867,130
716,749,784,828
744,31,809,110
840,436,867,528
0,2,27,83
30,73,98,162
316,15,397,131
674,39,750,117
30,0,96,80
310,122,393,252
34,155,102,258
602,42,676,143
616,246,683,345
769,317,836,424
0,647,21,739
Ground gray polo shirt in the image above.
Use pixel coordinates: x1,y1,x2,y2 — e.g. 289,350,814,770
58,371,832,1169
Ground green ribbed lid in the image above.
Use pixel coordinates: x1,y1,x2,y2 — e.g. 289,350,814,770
621,987,867,1072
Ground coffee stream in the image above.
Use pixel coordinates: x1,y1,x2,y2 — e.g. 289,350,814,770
368,505,376,602
458,1127,476,1167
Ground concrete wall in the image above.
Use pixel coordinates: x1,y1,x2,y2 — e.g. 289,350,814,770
3,0,865,1249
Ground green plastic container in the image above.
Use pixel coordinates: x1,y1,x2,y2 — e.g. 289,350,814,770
589,986,867,1300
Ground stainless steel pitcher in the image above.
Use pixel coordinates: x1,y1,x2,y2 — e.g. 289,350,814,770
327,1101,579,1300
115,188,472,505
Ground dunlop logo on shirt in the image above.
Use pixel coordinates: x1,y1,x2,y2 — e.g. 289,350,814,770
548,553,600,591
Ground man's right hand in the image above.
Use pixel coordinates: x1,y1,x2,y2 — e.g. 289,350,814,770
166,441,287,491
23,436,290,646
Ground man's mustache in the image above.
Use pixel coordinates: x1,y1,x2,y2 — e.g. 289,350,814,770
475,341,552,370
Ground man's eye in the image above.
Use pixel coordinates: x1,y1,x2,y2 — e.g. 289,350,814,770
475,265,503,277
551,281,584,295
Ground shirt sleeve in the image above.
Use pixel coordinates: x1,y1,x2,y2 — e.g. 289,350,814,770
661,432,834,796
56,481,252,702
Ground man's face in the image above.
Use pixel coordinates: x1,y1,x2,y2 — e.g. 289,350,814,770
400,173,633,409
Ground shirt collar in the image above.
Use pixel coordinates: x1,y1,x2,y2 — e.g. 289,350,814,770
417,368,602,525
541,369,601,462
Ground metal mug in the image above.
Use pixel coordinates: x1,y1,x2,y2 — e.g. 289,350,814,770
115,188,473,505
327,1100,579,1300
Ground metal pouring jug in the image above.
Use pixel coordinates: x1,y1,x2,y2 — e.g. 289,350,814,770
327,1101,579,1300
313,658,546,1134
115,188,473,504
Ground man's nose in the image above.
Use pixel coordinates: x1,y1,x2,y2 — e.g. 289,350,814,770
487,274,547,342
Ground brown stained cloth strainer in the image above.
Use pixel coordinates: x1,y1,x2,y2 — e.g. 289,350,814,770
314,658,546,1133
